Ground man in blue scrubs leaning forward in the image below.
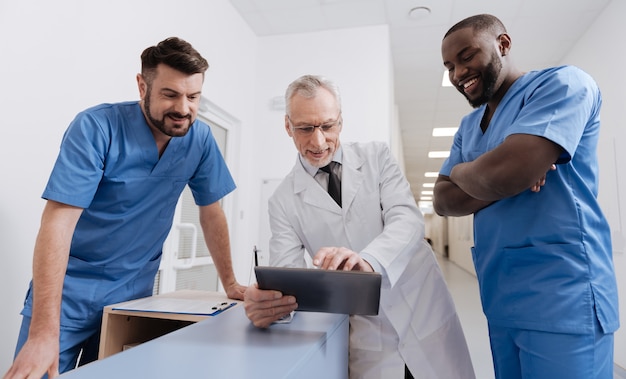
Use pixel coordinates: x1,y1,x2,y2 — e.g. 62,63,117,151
4,37,246,379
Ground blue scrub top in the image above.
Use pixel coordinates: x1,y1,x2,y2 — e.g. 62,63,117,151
440,66,619,335
22,102,236,328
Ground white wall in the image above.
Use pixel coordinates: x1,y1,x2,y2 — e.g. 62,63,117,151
251,26,393,181
0,1,394,373
562,0,626,368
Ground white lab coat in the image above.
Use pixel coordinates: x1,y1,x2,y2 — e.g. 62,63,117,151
269,142,475,378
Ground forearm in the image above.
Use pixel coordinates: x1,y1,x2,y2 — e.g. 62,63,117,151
199,203,237,288
434,177,492,216
449,161,519,202
29,201,80,339
30,237,68,339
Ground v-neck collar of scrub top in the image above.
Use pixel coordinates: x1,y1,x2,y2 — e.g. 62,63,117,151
130,102,189,176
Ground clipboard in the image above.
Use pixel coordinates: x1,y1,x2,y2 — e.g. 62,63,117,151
254,266,381,315
111,296,237,316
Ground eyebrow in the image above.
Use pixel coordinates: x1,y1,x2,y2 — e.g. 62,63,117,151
161,87,202,97
290,116,338,126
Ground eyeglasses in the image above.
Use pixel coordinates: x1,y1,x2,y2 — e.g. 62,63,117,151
287,112,342,136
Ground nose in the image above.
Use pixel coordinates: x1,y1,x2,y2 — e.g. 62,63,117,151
451,64,467,85
310,126,326,147
173,97,192,116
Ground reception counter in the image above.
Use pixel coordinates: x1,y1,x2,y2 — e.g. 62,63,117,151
59,291,349,378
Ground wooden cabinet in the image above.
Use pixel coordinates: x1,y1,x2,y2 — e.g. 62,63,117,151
98,290,236,359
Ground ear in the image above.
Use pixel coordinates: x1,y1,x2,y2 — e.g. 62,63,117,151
497,33,512,56
137,73,147,100
285,115,294,137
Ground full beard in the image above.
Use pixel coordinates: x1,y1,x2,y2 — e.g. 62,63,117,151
144,92,193,137
463,51,502,109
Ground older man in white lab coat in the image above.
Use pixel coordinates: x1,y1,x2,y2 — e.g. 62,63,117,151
244,75,475,379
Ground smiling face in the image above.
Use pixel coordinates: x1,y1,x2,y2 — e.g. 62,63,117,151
137,63,203,138
442,27,507,108
285,87,342,168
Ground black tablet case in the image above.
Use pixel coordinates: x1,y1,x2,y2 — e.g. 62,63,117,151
255,266,381,315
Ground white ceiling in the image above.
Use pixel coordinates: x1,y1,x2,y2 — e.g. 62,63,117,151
229,0,611,208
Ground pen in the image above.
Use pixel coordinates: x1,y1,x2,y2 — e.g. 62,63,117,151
254,245,259,267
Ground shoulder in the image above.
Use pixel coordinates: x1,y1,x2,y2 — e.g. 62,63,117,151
342,141,399,175
343,141,390,159
71,102,140,131
548,65,593,78
526,65,599,91
78,101,138,118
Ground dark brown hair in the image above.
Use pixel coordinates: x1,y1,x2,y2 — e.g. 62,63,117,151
140,37,209,83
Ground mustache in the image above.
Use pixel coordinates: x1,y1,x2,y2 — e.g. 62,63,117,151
166,112,192,120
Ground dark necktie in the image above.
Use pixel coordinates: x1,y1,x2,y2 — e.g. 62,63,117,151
320,162,341,207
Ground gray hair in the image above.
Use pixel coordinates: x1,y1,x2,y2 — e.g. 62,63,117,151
284,75,342,116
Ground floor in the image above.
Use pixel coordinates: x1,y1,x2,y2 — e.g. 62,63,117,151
434,253,626,379
434,253,494,379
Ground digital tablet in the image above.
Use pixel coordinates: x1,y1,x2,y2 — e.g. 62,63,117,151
254,266,381,315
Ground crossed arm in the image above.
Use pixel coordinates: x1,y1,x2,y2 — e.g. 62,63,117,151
433,133,562,217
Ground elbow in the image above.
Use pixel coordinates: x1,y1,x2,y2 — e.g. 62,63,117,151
432,199,446,217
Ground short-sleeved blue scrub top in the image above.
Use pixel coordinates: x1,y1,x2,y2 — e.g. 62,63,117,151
440,66,619,335
21,101,236,328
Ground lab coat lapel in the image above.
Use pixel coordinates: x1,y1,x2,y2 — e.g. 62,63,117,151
341,145,365,213
293,160,342,215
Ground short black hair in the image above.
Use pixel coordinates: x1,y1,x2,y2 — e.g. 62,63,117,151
140,37,209,83
444,14,507,39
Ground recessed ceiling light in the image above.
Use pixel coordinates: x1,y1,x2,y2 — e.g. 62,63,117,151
421,190,434,195
423,183,435,188
424,172,439,177
408,6,431,21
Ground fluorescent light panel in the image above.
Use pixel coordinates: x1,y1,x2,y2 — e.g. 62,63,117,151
428,151,450,158
442,70,453,87
432,127,457,137
424,172,439,177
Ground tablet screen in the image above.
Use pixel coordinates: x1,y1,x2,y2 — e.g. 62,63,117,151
255,266,381,315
